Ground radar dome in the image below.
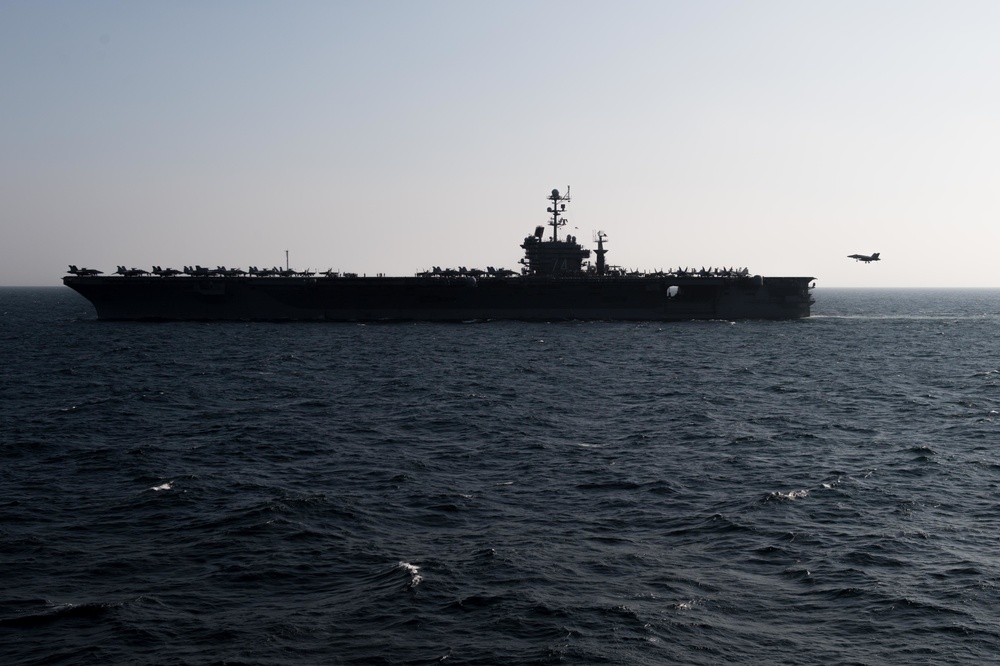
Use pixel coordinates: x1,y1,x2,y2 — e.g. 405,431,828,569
551,189,560,197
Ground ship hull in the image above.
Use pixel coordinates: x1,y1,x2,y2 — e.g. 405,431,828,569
63,275,814,321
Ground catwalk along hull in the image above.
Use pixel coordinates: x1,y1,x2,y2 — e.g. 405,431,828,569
62,274,813,322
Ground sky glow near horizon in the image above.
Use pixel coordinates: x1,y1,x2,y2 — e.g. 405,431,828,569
3,1,999,287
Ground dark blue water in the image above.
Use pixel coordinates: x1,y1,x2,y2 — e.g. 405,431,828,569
3,287,1000,664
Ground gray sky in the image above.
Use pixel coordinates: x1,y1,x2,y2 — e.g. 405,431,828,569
4,0,999,287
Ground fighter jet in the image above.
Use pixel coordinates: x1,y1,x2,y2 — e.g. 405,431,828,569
848,252,881,263
115,266,151,277
67,265,103,276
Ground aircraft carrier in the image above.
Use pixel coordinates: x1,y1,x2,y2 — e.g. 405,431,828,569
62,188,815,321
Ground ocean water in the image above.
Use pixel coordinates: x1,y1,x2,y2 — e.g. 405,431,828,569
3,287,1000,664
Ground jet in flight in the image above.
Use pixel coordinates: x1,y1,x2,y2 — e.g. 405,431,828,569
848,252,881,263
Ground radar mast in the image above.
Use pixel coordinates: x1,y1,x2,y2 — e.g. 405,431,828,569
546,187,570,242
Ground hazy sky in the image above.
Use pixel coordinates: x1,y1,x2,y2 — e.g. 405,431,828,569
4,0,999,287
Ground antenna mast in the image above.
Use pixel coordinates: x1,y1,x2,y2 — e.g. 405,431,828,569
546,187,571,242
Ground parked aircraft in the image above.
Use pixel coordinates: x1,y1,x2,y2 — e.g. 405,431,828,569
115,266,150,277
67,265,102,276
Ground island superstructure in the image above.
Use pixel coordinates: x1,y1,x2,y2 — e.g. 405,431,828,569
63,187,815,321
